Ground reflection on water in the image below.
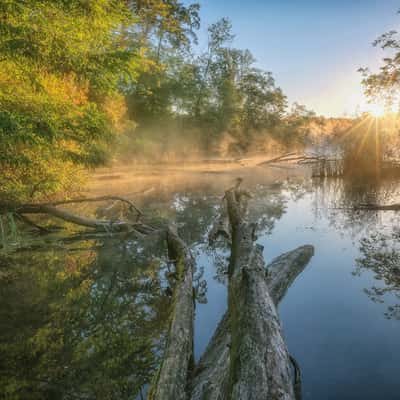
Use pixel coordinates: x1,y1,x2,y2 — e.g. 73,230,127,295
0,236,171,399
1,171,400,399
356,231,400,320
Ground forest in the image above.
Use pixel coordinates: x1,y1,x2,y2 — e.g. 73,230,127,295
1,1,400,400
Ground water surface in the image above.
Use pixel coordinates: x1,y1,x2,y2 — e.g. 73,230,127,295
1,168,400,399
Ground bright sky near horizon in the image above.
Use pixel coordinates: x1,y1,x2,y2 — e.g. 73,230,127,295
187,0,400,117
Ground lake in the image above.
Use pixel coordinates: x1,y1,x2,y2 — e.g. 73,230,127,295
1,165,399,399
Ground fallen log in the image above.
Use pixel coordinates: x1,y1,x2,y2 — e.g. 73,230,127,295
148,225,195,400
266,245,314,305
355,202,400,211
15,203,153,235
190,245,314,400
256,152,298,166
257,153,320,167
224,187,296,399
0,197,154,236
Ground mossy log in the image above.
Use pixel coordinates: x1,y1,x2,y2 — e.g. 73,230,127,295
148,225,195,400
190,245,314,400
224,187,296,399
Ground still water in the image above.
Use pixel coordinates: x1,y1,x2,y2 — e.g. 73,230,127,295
1,169,400,399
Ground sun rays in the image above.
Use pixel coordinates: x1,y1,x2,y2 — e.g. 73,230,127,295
339,103,400,177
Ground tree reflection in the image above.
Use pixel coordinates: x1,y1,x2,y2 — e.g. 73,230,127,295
0,177,291,399
309,176,400,319
311,176,400,236
355,230,400,320
0,235,171,399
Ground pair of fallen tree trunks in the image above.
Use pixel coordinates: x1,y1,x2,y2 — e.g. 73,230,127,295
150,185,314,400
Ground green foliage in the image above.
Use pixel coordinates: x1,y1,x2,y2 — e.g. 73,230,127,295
0,237,171,399
359,16,400,107
0,0,139,202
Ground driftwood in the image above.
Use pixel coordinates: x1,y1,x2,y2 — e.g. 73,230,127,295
355,203,400,211
38,195,143,218
0,197,154,236
148,225,195,400
257,153,320,167
266,245,314,304
256,152,297,166
190,245,314,400
15,203,153,235
223,187,297,399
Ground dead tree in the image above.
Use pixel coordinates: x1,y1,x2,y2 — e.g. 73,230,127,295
146,183,315,400
190,245,314,400
223,186,300,399
0,196,155,236
148,225,195,400
355,203,400,211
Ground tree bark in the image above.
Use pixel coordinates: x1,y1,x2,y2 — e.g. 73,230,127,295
148,225,195,400
225,187,296,399
190,245,314,400
266,245,314,305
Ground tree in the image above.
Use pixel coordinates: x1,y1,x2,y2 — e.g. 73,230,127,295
359,28,400,108
125,0,200,124
0,0,139,202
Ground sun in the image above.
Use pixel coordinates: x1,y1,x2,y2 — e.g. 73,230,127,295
367,103,385,117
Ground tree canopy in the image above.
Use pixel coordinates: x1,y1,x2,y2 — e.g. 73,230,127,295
0,0,138,202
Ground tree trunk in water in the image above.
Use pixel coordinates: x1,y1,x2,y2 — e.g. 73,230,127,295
190,245,313,400
148,225,195,400
225,188,298,399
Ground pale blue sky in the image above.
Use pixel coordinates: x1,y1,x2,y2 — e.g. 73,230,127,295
186,0,400,116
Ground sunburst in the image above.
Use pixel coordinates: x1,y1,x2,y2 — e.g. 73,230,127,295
367,103,385,117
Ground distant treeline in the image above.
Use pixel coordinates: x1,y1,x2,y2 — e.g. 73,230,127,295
120,11,320,161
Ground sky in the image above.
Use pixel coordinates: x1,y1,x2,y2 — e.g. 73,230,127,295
185,0,400,117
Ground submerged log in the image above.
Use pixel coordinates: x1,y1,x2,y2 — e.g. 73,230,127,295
224,187,296,399
148,225,195,400
355,202,400,211
190,245,314,400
